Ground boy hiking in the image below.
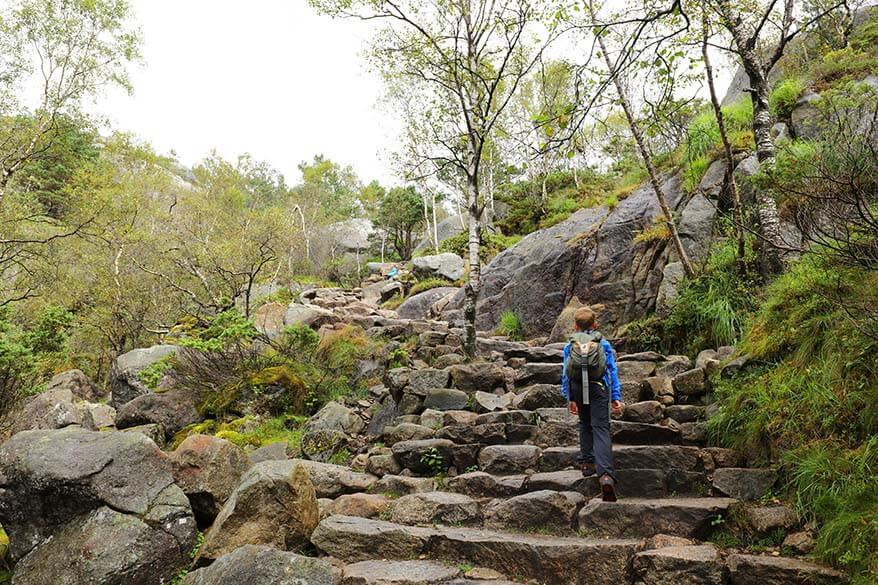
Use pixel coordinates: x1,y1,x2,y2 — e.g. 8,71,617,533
560,307,623,502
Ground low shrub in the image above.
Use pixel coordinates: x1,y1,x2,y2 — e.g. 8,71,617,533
496,310,523,341
769,77,808,118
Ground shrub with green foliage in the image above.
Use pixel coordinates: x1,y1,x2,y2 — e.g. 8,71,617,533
708,254,878,582
171,311,382,419
439,231,521,263
810,14,878,87
682,98,754,192
0,306,75,423
663,237,762,355
769,77,807,118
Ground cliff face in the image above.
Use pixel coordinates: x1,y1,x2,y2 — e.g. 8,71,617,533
441,166,723,338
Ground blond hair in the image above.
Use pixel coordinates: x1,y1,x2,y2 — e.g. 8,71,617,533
573,307,597,331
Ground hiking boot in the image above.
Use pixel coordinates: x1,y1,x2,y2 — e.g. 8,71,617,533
580,462,596,477
599,474,617,502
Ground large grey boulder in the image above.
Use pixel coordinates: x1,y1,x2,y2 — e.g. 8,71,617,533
12,506,193,585
678,193,717,265
656,262,686,318
306,401,365,435
412,252,465,281
196,460,319,565
45,369,103,402
184,544,341,585
0,427,196,582
8,387,82,435
414,215,467,254
441,174,698,337
110,344,179,408
116,389,201,440
253,301,288,339
170,434,252,527
397,287,458,320
284,302,338,329
326,218,375,253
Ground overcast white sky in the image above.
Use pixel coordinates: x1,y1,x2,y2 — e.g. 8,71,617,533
95,1,735,188
97,0,397,185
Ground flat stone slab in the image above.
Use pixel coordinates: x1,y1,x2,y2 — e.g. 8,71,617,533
313,516,642,585
578,497,737,538
633,544,723,585
478,445,541,474
540,445,706,472
726,554,849,585
446,471,527,497
342,560,460,584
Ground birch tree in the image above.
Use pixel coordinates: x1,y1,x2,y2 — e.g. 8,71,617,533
311,0,561,357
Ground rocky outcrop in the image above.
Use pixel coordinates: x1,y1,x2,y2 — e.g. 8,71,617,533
441,173,716,337
0,427,196,583
412,252,465,281
396,287,458,320
110,344,179,408
116,388,201,440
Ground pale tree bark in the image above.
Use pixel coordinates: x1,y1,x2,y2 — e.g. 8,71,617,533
431,190,439,253
711,0,838,274
702,15,746,263
591,2,696,278
463,172,482,358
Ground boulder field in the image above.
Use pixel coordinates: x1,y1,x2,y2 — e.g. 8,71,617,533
0,286,847,585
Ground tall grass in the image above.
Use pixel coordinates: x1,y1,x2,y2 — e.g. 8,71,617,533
707,254,878,582
663,236,761,355
682,98,754,192
496,310,523,341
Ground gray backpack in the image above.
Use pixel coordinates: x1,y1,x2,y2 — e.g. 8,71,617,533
565,331,607,404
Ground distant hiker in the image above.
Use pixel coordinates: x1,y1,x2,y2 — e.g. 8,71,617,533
387,264,399,279
560,306,623,502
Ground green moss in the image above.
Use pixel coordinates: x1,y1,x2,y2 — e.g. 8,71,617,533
408,277,454,296
137,355,175,391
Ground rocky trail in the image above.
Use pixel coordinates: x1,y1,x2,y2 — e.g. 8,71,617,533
0,286,849,584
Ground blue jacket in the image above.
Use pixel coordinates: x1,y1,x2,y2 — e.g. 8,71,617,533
560,333,622,402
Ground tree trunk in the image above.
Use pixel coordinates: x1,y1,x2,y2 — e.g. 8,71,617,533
463,173,481,359
431,190,439,253
718,1,785,274
703,17,746,263
592,9,695,278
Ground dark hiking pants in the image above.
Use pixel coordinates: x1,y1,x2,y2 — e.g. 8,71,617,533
571,379,615,479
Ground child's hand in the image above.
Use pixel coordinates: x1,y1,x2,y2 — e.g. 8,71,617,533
611,400,623,416
569,402,578,415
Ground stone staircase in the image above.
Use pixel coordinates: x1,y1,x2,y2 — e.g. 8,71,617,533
293,327,848,584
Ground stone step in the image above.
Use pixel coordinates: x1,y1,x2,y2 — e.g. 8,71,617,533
726,554,849,585
387,437,739,480
311,515,641,585
540,444,722,472
578,497,737,539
